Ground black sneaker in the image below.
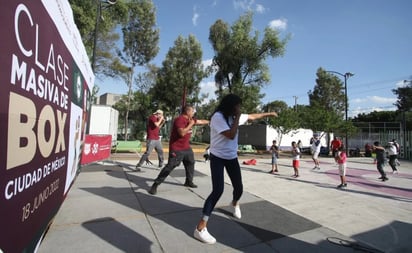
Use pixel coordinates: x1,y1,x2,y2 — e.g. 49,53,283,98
184,181,198,188
382,177,389,182
148,183,158,195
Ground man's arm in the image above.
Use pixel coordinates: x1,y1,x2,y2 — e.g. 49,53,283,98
154,116,165,127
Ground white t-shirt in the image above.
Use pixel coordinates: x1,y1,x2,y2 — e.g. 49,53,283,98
209,112,248,159
311,138,321,154
292,147,300,160
387,143,398,155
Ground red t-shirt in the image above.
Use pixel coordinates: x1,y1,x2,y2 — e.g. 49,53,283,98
331,139,342,150
169,115,192,151
146,114,161,140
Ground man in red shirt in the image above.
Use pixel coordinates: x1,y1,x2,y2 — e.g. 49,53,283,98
149,105,209,195
135,109,165,171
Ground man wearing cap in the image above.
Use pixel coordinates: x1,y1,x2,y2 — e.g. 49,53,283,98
148,105,209,195
135,109,165,171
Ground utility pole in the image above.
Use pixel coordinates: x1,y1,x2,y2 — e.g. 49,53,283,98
326,70,354,155
293,96,298,112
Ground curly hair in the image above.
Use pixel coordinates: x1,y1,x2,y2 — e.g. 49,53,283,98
213,94,242,118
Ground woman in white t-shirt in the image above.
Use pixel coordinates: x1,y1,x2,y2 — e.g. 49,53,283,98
194,94,277,244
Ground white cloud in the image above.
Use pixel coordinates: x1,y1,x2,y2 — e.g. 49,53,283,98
202,58,213,68
233,0,255,11
269,18,288,31
199,80,217,103
199,59,217,103
192,6,199,26
350,105,397,117
233,0,266,14
396,79,412,88
352,96,396,104
255,4,266,13
350,95,397,117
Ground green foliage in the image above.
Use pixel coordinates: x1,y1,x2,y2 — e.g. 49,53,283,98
267,107,300,147
304,68,351,137
352,111,399,122
262,100,288,114
196,99,219,120
231,83,264,112
308,68,345,115
70,0,127,76
209,12,288,108
152,35,206,113
120,0,159,67
392,80,412,111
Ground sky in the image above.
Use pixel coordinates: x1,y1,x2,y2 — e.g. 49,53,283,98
97,0,412,117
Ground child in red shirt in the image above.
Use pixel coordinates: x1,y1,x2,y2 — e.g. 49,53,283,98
337,147,347,188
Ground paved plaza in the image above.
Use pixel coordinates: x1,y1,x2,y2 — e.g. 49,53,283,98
38,152,412,253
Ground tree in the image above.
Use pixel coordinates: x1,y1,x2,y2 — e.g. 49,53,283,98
392,80,412,112
209,12,289,111
306,68,350,144
308,68,346,115
262,100,288,114
268,107,300,147
352,111,399,123
152,35,206,113
70,0,127,76
117,0,159,140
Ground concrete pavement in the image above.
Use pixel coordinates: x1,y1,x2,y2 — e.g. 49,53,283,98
38,153,412,253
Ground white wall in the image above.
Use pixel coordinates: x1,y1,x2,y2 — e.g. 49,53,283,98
239,125,328,151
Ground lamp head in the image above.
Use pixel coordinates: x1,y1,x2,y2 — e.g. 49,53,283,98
345,72,354,78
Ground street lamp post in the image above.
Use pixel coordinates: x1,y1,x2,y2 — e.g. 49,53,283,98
326,70,354,155
91,0,117,72
402,80,411,159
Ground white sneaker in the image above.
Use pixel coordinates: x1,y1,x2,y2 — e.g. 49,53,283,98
231,204,241,219
194,227,216,244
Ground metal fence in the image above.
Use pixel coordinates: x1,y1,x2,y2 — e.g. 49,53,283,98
348,130,412,160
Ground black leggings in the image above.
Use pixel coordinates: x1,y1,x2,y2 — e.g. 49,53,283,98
202,153,243,218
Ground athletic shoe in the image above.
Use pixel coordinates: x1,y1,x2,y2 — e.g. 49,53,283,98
393,170,398,174
148,183,158,195
337,183,347,188
231,203,241,219
184,181,198,188
382,177,389,182
194,227,216,244
135,165,142,172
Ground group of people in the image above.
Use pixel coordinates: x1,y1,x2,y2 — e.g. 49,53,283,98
137,94,277,244
135,94,401,244
371,139,400,181
268,134,402,188
268,135,347,187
